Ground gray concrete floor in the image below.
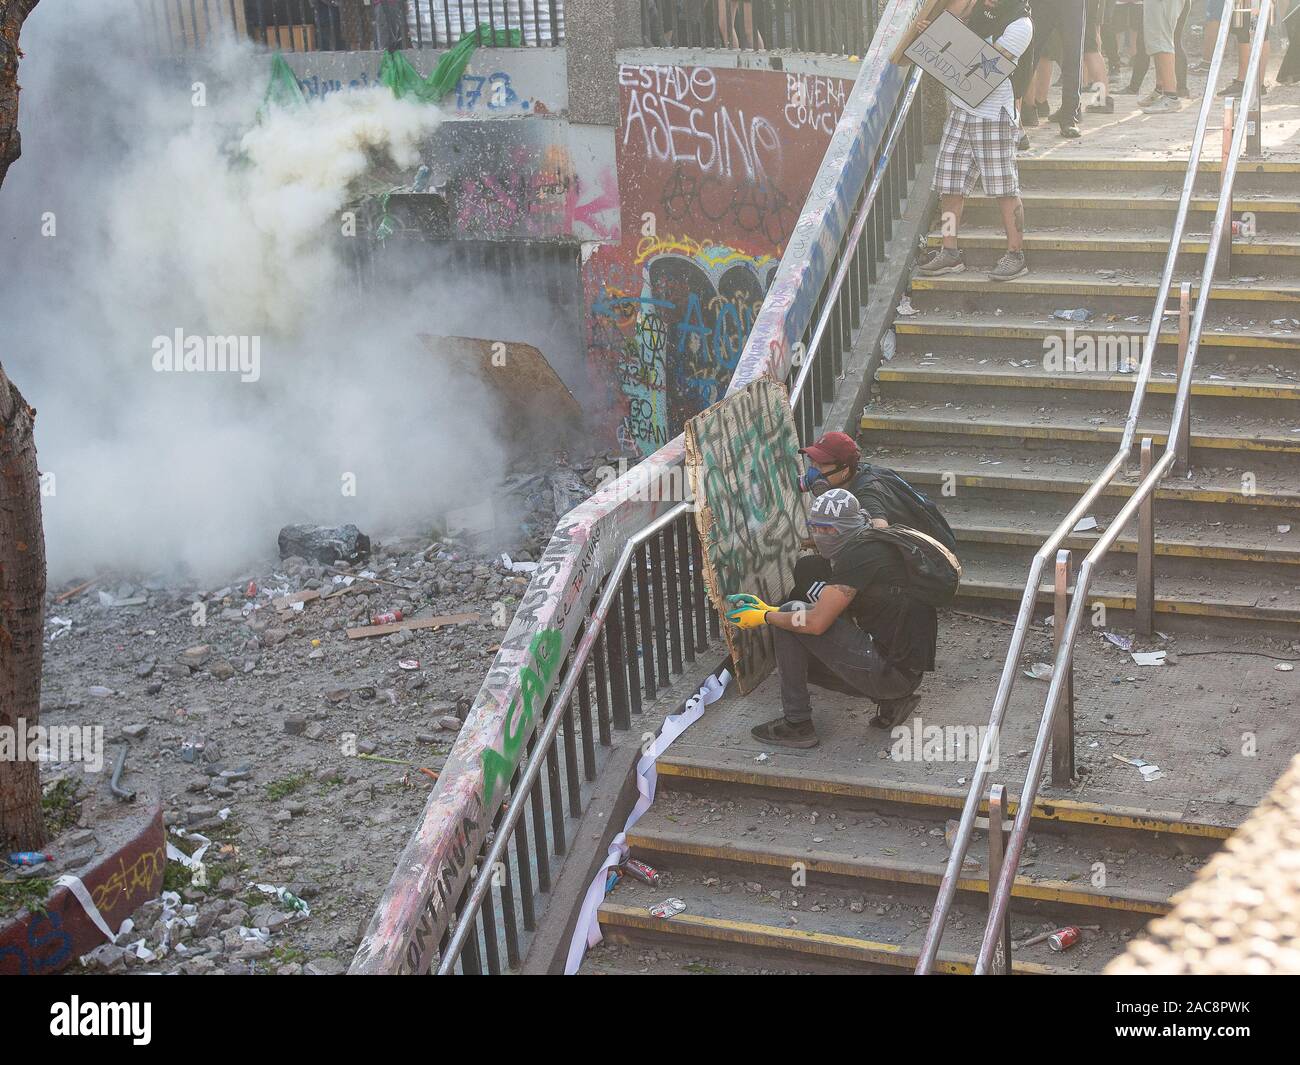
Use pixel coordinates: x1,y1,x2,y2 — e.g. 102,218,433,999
675,611,1299,829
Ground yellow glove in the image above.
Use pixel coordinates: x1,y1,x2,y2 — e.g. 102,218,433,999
725,593,777,629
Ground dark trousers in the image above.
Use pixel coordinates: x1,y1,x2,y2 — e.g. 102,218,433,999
772,608,921,724
1033,0,1087,127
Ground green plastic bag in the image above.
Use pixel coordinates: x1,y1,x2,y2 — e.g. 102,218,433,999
258,53,307,121
380,25,522,105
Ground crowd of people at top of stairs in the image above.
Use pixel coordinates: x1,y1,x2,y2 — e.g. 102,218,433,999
916,0,1299,285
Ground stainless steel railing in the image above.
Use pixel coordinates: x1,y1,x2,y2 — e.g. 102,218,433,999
917,6,1271,974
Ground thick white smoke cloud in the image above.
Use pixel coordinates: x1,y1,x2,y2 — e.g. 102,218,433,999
1,0,528,583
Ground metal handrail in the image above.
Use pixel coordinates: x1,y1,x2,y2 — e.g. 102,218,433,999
915,10,1245,973
791,64,924,406
970,1,1272,974
436,499,689,971
438,52,929,973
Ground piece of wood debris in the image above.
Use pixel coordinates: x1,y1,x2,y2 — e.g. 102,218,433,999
274,589,322,611
346,611,481,640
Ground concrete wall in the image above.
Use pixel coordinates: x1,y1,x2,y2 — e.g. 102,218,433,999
583,55,855,454
282,47,568,115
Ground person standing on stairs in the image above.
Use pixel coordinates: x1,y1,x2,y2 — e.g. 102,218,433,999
727,489,938,749
1027,0,1088,135
915,0,1034,282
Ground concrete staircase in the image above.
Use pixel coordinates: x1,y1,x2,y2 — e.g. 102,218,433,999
581,755,1225,974
866,157,1300,631
576,158,1299,978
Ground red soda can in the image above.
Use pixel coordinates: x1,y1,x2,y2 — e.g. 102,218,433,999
246,581,257,597
1048,926,1081,951
624,858,661,886
372,609,403,625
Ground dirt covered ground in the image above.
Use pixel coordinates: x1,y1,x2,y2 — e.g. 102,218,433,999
14,451,614,975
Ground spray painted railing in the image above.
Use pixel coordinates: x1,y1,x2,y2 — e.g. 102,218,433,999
352,0,930,974
641,0,876,57
916,9,1268,975
139,0,564,53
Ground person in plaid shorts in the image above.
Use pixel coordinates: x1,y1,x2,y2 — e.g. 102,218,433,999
916,0,1034,281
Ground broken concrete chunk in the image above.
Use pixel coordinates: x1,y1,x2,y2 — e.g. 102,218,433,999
277,523,371,565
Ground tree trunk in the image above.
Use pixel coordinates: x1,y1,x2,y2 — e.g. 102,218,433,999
0,1,40,189
0,364,47,851
0,0,45,852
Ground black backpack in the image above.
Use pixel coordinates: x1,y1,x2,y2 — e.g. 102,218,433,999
851,464,958,554
866,525,962,608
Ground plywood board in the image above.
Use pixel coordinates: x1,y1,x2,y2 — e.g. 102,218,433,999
903,11,1018,108
684,377,806,695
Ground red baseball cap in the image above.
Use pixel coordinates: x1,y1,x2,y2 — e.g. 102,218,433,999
799,431,860,468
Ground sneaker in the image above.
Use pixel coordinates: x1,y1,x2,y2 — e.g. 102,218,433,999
1060,123,1082,137
1037,102,1053,120
989,250,1028,281
869,693,921,730
1220,80,1245,97
1086,98,1115,113
1017,131,1030,151
750,716,819,749
1141,93,1184,114
1136,88,1162,107
1022,105,1040,127
917,247,965,276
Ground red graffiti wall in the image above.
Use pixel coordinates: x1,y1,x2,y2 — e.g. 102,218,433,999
584,64,852,455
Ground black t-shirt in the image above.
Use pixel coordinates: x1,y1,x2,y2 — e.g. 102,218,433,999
829,536,938,675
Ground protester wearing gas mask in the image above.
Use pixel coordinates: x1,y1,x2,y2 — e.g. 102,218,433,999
726,489,945,749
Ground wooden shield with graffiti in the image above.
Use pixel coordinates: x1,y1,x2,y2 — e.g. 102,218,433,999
685,376,806,694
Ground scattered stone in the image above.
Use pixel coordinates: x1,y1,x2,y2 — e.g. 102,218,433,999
122,722,149,740
304,957,348,975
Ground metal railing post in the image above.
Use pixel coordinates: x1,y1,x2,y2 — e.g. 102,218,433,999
1050,550,1075,788
1136,438,1156,636
986,784,1012,974
1218,98,1234,280
1174,282,1192,473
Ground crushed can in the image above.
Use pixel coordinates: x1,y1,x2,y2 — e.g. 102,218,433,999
1048,925,1081,951
372,609,403,626
624,858,661,886
649,897,686,919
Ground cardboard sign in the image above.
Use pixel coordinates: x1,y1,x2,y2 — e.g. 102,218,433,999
903,10,1017,108
891,0,955,65
684,377,805,695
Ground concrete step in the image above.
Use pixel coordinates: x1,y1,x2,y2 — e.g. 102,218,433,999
939,493,1300,569
860,398,1300,469
910,270,1300,319
922,227,1300,277
872,443,1300,513
960,191,1300,234
952,541,1300,628
893,312,1300,366
878,350,1300,402
1015,157,1300,198
586,767,1224,974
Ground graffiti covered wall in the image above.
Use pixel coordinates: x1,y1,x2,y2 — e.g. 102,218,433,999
584,64,852,456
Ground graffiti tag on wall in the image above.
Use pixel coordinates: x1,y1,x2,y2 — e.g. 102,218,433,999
586,64,851,456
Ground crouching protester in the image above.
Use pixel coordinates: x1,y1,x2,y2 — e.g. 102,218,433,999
726,488,958,750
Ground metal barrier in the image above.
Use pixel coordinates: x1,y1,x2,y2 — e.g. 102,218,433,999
915,5,1273,975
138,0,564,53
351,0,933,974
641,0,876,57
